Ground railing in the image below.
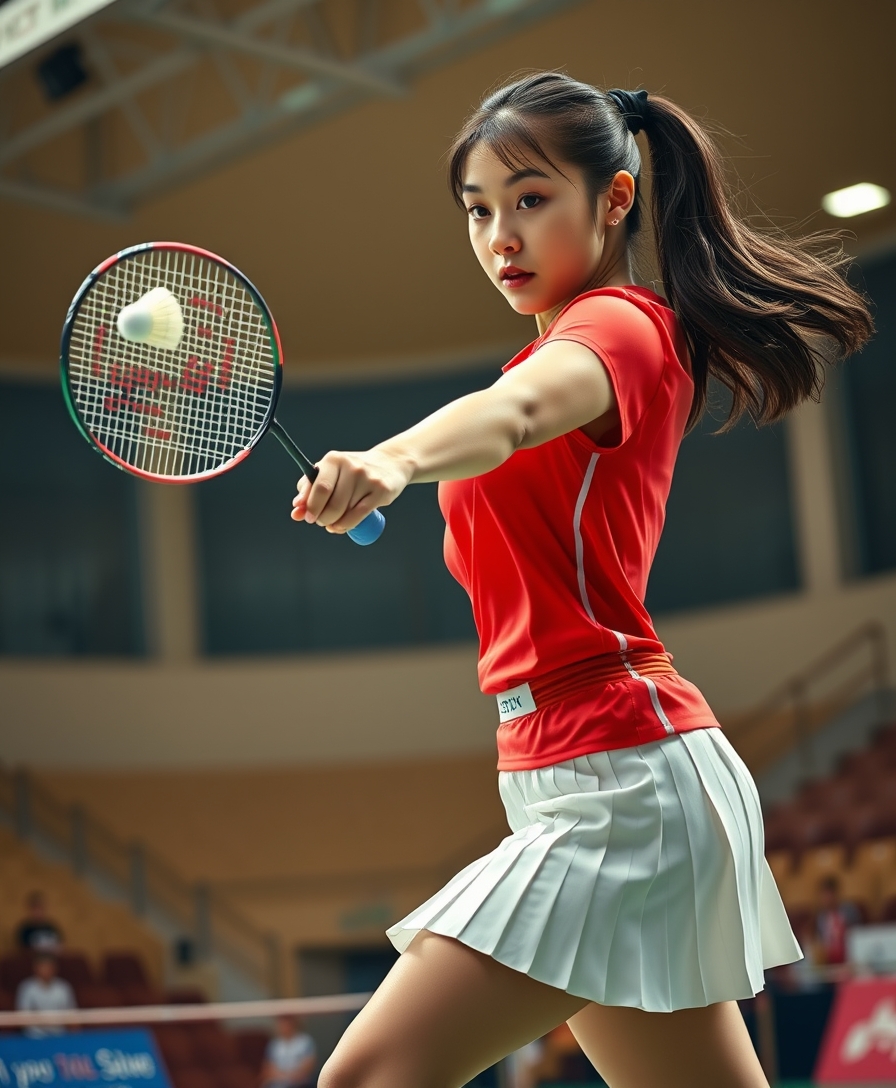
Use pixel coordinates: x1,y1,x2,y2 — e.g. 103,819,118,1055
0,763,283,997
724,621,890,776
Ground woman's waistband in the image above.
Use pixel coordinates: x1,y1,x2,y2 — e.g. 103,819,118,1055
495,652,678,723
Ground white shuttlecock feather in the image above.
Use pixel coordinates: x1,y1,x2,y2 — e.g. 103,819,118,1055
117,287,184,350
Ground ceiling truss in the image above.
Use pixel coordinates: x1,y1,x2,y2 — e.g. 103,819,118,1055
0,0,585,219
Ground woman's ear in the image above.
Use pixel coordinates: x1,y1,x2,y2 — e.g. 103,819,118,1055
605,170,636,226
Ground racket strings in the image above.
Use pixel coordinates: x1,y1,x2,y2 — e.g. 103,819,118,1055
67,248,277,479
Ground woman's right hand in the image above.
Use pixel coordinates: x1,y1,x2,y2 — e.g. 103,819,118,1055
290,447,414,533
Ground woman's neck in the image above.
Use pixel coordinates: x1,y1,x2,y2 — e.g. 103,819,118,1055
536,255,637,335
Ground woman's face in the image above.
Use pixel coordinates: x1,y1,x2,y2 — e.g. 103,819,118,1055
461,143,626,321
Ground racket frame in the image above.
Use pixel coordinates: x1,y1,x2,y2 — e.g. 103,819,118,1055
59,241,284,484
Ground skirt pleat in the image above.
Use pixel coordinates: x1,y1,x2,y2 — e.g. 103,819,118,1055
386,728,801,1012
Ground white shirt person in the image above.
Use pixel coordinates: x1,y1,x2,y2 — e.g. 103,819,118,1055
15,954,77,1037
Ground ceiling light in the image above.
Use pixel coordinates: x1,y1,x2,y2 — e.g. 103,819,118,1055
821,182,891,219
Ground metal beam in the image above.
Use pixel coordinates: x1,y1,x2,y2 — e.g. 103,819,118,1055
0,47,195,167
0,0,590,216
140,10,404,96
0,177,126,219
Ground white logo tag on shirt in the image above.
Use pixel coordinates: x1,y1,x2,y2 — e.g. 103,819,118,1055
496,682,537,723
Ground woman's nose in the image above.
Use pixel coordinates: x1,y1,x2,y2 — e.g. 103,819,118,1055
489,219,521,255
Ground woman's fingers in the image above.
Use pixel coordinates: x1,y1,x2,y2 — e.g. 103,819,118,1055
293,454,374,528
290,450,409,530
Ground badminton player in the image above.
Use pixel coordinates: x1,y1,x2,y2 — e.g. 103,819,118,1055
290,73,872,1087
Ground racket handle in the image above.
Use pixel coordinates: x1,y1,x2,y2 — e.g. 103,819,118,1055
270,419,386,546
347,509,385,546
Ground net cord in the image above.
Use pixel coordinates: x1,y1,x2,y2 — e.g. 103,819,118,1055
0,993,370,1029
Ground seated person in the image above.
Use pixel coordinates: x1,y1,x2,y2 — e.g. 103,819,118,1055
260,1015,316,1088
815,874,862,966
506,1038,546,1088
15,952,77,1037
15,891,64,952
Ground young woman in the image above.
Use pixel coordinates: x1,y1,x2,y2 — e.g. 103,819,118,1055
290,73,872,1088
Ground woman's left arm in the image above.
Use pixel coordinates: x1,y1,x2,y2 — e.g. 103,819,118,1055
291,339,617,532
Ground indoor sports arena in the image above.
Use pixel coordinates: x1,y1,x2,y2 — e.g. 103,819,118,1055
0,0,894,1086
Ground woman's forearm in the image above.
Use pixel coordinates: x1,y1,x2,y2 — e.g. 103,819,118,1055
374,387,530,485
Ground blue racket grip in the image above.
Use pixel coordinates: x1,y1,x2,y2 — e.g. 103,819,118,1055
347,509,386,546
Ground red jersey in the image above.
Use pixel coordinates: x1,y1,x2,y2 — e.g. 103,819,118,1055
438,286,720,770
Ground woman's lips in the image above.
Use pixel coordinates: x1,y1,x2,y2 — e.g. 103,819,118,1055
500,271,535,289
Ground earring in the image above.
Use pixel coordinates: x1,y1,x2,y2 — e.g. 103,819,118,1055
610,219,619,225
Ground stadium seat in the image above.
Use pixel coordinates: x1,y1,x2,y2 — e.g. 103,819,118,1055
0,952,34,993
58,953,95,988
102,951,150,988
170,1068,216,1088
790,809,843,854
119,983,164,1006
166,987,207,1005
216,1067,257,1088
233,1029,270,1071
154,1026,197,1069
838,748,885,779
796,776,863,812
189,1024,238,1066
74,984,123,1008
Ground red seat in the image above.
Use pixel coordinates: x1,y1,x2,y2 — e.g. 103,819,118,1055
844,802,896,851
217,1066,258,1088
154,1026,197,1070
234,1030,270,1071
171,1068,217,1088
102,952,149,988
74,984,122,1009
838,749,885,779
57,953,94,988
0,953,34,994
797,776,863,813
119,984,164,1007
189,1024,238,1067
165,987,207,1005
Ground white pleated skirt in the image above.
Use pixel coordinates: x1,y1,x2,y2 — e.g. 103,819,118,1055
386,727,801,1012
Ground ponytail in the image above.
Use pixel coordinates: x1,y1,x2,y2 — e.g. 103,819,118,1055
636,93,873,429
448,73,874,430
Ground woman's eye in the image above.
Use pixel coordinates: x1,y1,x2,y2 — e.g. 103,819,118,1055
519,193,542,210
467,205,489,220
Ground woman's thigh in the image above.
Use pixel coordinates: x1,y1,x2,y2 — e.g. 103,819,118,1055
568,999,769,1088
318,931,587,1088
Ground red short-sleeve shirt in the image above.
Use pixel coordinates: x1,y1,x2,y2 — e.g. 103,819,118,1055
438,286,720,769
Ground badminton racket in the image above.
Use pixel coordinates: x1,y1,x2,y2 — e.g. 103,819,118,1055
60,241,385,545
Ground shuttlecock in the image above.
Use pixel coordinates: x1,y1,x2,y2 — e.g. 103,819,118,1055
117,287,184,350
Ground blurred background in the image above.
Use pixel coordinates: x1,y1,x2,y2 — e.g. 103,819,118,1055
0,0,894,1084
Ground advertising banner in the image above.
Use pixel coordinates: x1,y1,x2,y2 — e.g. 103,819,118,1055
0,0,119,70
0,1029,171,1088
815,978,896,1084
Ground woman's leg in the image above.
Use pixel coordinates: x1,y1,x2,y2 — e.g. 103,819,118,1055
317,931,587,1088
568,999,769,1088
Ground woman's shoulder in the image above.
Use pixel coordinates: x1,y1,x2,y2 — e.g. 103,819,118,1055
543,285,691,383
544,285,673,342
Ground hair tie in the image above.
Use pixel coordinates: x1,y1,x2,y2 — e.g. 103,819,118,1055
607,88,649,135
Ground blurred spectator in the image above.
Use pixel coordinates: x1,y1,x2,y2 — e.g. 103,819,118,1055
815,875,862,966
259,1015,316,1088
506,1037,545,1088
15,952,76,1037
15,891,63,952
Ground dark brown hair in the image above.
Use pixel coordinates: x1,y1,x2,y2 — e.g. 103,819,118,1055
448,72,874,430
